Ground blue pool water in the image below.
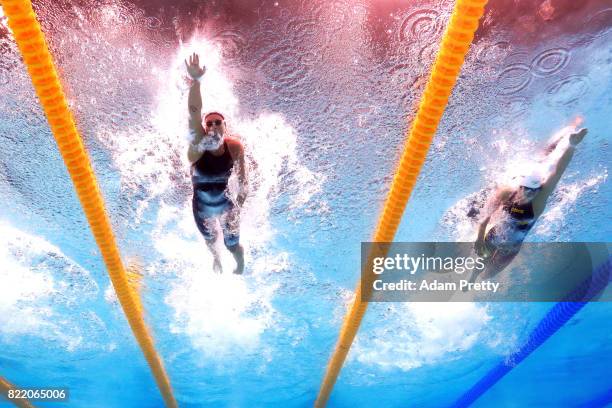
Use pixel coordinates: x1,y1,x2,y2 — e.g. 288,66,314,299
0,0,611,407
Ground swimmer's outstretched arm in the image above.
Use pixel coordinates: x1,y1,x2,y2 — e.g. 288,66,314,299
185,52,206,163
534,128,588,213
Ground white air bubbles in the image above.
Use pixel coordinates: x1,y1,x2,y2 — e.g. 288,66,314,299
0,6,7,30
166,271,277,359
99,36,323,357
476,41,511,65
535,170,607,237
0,221,97,350
352,303,491,371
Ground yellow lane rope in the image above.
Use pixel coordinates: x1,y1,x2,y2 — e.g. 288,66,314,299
0,376,35,408
0,1,178,406
315,0,488,406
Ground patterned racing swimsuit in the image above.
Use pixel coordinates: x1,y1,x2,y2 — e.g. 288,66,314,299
484,190,539,256
191,140,239,246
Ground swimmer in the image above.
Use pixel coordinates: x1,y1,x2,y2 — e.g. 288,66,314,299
185,52,248,274
472,122,588,281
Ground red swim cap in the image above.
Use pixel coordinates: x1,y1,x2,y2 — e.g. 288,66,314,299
204,111,225,121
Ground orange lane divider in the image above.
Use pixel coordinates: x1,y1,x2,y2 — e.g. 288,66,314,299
314,0,488,406
0,376,35,408
0,1,178,406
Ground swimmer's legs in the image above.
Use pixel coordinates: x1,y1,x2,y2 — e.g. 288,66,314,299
227,243,245,275
206,238,223,274
200,217,222,273
222,203,244,274
193,203,223,273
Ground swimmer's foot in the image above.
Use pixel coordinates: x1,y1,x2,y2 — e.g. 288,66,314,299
230,244,245,275
213,257,222,274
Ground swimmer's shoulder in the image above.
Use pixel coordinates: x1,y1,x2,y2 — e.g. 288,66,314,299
225,136,244,159
491,185,513,204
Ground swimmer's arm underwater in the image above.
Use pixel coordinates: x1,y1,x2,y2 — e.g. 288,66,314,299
476,216,490,243
227,139,249,206
475,216,490,256
474,188,512,254
236,151,248,206
185,52,206,163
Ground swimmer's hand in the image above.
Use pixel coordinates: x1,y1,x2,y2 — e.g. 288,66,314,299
569,127,587,146
237,191,247,207
185,52,206,80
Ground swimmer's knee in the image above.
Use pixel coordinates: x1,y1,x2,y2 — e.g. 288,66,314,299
222,225,240,250
198,227,215,243
225,239,241,251
194,215,217,242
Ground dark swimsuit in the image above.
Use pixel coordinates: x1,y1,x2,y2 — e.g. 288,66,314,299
191,140,239,247
502,191,536,231
484,190,538,257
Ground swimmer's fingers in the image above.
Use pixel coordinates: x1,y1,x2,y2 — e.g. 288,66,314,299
237,191,247,206
186,53,199,67
185,54,206,79
185,55,195,70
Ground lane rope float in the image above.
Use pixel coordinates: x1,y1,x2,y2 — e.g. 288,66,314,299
452,257,612,408
0,376,35,408
315,1,488,406
0,1,178,406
